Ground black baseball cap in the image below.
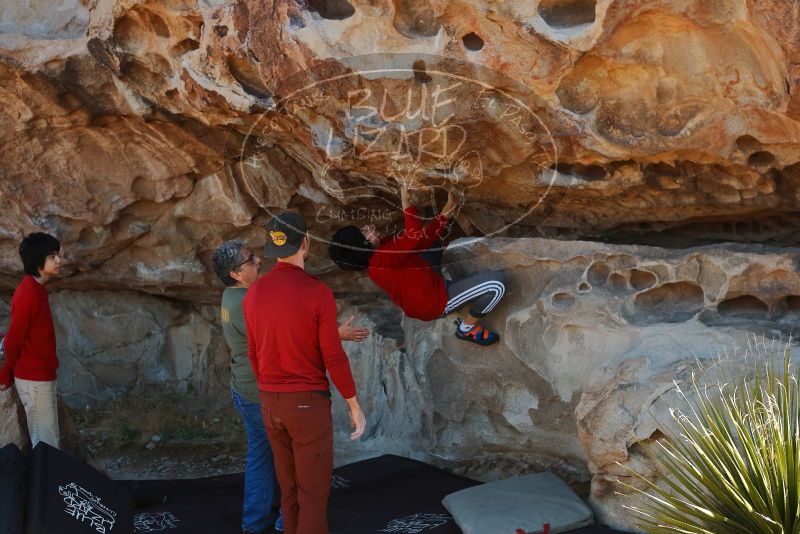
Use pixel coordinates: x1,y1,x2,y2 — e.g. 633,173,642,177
263,212,308,258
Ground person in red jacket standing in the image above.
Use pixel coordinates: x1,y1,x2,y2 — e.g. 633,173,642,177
243,212,366,534
0,232,63,448
329,183,506,346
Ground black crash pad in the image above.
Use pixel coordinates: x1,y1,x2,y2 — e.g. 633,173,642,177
123,454,477,534
328,454,481,534
0,443,25,534
26,442,133,534
122,455,631,534
123,474,246,534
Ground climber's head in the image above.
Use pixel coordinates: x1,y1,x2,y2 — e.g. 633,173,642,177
329,225,376,271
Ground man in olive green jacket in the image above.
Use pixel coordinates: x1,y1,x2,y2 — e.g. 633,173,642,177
212,240,368,534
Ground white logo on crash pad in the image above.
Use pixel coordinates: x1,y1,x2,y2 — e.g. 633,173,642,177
59,482,117,533
331,475,351,489
134,512,181,532
378,513,451,533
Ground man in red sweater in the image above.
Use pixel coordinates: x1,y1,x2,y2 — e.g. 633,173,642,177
243,212,366,534
0,232,62,448
329,184,507,345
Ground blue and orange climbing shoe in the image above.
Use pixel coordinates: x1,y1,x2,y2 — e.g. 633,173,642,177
454,318,500,346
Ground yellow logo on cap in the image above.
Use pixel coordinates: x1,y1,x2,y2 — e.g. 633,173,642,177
270,231,288,246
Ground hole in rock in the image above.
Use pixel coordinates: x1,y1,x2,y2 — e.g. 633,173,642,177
228,56,273,100
553,162,571,173
113,14,148,51
578,282,591,292
775,295,800,319
213,25,228,37
608,273,628,294
552,162,607,182
574,164,606,181
462,32,484,51
538,0,597,28
120,60,165,93
717,295,769,318
736,221,753,235
115,8,171,43
628,430,669,457
150,14,171,38
630,282,705,325
782,295,800,312
308,0,355,20
748,151,775,167
646,429,667,443
629,269,656,290
643,162,682,182
172,38,200,56
735,134,762,153
552,292,575,310
587,262,610,287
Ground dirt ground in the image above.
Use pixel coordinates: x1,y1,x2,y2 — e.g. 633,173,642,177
91,440,248,480
73,387,249,480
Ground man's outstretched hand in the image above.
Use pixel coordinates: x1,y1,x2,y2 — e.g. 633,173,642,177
346,397,366,440
339,316,370,342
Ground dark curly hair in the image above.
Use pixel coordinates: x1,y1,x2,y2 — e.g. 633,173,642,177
329,226,375,271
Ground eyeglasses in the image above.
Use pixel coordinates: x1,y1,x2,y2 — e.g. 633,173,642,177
233,252,256,270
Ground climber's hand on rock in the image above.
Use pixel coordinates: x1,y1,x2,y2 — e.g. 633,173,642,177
441,190,460,219
392,177,412,209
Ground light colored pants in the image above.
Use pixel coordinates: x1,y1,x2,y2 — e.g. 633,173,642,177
15,378,59,449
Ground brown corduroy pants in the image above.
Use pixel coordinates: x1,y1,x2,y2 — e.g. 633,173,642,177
261,390,333,534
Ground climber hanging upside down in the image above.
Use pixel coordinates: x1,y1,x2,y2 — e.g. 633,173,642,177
328,179,506,346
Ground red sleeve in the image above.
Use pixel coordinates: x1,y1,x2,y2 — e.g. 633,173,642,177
403,207,423,234
0,283,35,387
242,294,259,383
315,284,357,399
389,214,450,253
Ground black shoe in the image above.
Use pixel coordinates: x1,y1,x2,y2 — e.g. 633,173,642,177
454,318,499,346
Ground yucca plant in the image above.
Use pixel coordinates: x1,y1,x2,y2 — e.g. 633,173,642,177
624,337,800,534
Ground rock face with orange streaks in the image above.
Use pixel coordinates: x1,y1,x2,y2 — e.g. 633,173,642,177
3,0,800,529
